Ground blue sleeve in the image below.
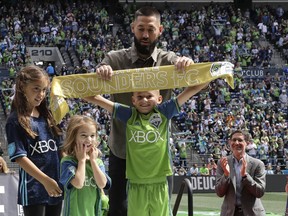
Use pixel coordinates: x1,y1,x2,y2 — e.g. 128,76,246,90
60,159,77,190
103,173,112,190
157,98,180,119
97,159,111,190
5,116,28,162
113,103,132,123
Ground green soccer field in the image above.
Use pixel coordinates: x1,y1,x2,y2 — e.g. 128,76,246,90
171,192,287,216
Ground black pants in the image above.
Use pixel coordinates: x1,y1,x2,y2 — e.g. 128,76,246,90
108,152,127,216
108,152,174,216
234,206,244,216
23,202,62,216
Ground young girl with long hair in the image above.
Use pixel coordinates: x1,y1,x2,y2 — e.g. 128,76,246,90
60,115,111,216
5,65,63,216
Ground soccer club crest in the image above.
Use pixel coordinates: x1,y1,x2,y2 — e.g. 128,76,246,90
210,62,234,77
149,113,162,129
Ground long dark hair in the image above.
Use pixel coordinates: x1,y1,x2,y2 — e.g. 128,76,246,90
12,65,62,138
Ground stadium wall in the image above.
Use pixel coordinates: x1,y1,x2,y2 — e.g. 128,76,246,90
118,1,288,10
172,174,287,193
26,47,65,74
119,0,233,2
0,174,286,215
0,65,284,81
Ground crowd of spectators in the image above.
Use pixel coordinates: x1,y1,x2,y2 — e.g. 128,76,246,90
252,5,288,65
0,1,287,175
171,71,287,176
0,1,278,74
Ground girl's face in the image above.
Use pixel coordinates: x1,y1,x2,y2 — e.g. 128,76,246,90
76,124,98,153
24,77,49,109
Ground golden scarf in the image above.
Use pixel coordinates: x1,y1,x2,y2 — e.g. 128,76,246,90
50,62,234,123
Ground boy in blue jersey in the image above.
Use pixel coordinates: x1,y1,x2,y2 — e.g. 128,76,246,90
84,83,208,216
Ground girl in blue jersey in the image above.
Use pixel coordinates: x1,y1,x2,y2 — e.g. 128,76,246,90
60,115,111,216
5,65,63,216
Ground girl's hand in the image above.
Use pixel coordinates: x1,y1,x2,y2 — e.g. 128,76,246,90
43,177,63,197
89,146,99,161
75,142,87,162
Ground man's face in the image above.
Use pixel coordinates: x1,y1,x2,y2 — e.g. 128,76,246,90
131,15,163,56
229,132,247,160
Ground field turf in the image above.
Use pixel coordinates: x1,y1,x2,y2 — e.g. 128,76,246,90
171,192,286,216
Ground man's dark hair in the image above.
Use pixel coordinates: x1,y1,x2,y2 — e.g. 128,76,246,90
134,6,161,21
229,130,250,142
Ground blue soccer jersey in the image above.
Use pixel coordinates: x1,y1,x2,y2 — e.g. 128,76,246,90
5,111,63,206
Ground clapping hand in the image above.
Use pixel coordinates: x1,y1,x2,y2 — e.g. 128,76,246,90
220,156,230,177
240,157,247,177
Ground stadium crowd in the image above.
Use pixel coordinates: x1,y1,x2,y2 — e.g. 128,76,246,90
0,0,287,175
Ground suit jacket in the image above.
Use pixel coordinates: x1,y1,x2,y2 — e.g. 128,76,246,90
215,154,266,216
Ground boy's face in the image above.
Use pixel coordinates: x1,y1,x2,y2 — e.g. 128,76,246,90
132,90,162,114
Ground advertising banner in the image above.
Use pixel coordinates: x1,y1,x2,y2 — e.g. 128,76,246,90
0,173,23,216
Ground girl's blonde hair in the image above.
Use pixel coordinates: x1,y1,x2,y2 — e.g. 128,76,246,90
0,157,10,174
12,65,62,138
62,115,99,157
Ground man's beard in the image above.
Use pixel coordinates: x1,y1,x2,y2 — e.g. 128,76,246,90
134,36,158,56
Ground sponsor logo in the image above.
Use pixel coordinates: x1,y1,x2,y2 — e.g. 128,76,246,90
84,176,97,187
30,139,58,155
190,176,216,190
129,130,164,143
210,62,234,77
